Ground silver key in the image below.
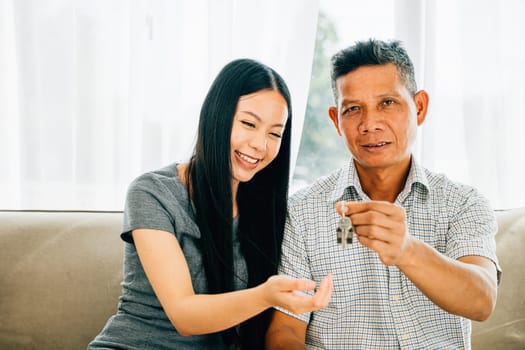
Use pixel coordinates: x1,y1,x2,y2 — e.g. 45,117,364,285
336,202,353,249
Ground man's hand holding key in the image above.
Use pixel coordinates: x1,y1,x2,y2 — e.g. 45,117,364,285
335,200,412,266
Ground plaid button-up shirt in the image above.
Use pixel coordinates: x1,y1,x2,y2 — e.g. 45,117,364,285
277,158,500,349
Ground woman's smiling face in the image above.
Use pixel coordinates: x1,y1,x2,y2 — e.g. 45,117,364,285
230,89,288,187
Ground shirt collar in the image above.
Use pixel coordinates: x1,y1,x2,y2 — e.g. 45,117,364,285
329,159,365,203
329,156,429,204
398,157,429,204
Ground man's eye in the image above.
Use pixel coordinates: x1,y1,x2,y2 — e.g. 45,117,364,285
383,99,395,106
343,106,359,114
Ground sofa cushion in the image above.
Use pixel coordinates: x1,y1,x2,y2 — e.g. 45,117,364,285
0,211,123,350
0,208,523,350
471,207,525,350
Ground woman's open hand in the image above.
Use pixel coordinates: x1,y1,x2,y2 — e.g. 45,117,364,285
259,274,333,315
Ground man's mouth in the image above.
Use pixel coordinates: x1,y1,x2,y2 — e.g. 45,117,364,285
235,150,260,164
362,142,391,148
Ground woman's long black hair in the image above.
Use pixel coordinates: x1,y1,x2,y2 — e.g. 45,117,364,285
186,58,292,348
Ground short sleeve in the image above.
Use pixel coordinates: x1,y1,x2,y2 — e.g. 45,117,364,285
446,186,502,283
121,173,176,243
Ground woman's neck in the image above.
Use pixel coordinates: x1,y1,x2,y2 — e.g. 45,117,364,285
232,179,239,218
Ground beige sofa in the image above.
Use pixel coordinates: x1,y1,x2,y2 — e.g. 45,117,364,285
0,211,123,350
0,208,524,350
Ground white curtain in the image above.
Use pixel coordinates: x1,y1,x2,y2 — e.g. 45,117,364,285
395,0,525,209
0,0,319,210
313,0,524,210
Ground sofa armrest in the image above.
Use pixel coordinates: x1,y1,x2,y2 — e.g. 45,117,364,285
472,207,525,350
0,211,124,350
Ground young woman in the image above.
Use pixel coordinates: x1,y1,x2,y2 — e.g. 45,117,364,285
88,59,332,349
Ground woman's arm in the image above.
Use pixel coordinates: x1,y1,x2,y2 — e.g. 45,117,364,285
132,228,332,336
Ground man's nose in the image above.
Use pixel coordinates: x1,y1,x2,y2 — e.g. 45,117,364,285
359,109,383,134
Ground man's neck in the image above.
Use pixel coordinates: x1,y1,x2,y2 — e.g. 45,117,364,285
354,159,411,202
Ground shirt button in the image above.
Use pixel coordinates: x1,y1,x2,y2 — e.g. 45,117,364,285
392,295,400,301
401,333,408,340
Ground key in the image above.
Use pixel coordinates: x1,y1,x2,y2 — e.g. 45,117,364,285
336,201,353,249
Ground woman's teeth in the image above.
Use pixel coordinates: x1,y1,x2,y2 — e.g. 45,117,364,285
237,151,258,164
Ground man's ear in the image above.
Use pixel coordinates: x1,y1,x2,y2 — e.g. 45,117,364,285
414,90,429,126
328,106,342,136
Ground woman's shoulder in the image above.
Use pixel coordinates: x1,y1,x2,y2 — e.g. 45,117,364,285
130,163,181,190
123,163,195,237
126,162,188,203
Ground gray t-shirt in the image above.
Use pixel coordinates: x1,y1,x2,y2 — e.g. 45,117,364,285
88,163,248,350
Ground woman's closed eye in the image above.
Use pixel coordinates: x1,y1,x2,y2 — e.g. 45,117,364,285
241,120,256,128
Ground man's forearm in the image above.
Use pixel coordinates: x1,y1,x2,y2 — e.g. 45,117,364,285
397,238,497,321
265,311,308,350
265,328,307,350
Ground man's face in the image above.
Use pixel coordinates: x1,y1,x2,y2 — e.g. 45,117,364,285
329,63,428,172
